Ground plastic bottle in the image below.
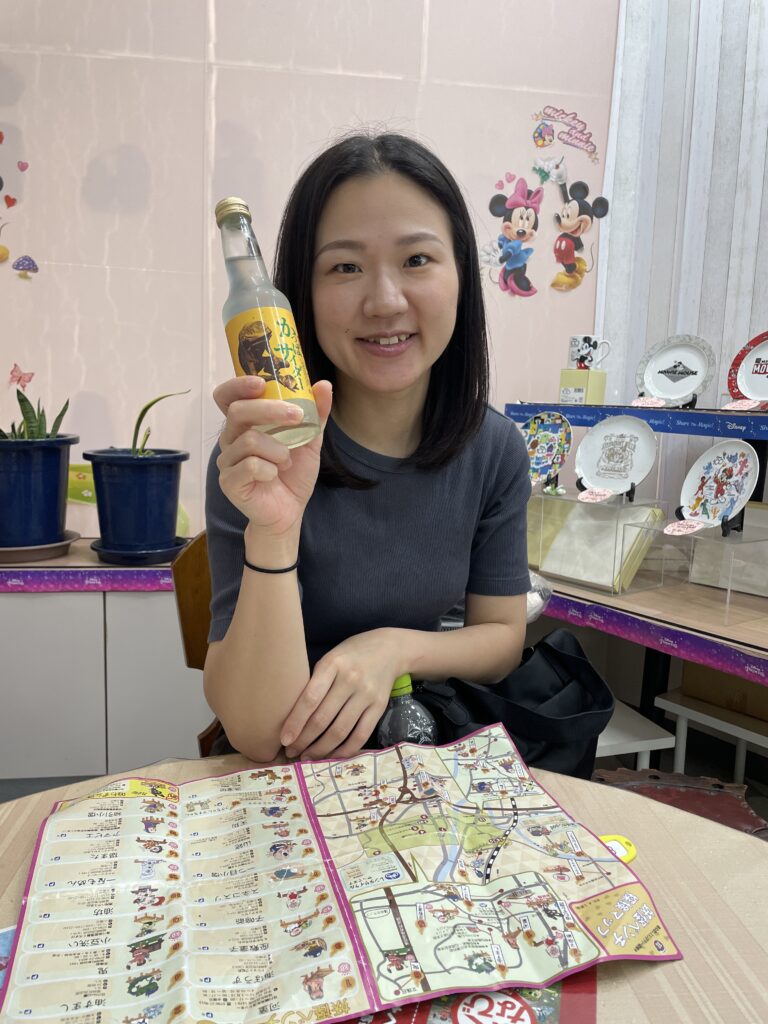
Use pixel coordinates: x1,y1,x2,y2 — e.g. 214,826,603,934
377,674,437,747
215,196,320,448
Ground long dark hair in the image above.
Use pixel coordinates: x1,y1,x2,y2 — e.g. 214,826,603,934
273,131,490,488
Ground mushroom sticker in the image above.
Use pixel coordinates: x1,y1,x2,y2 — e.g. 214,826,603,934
12,255,38,279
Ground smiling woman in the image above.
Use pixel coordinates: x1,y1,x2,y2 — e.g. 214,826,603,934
203,132,531,764
309,173,460,456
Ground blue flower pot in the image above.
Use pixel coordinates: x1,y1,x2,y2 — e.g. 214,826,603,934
83,448,189,552
0,435,79,548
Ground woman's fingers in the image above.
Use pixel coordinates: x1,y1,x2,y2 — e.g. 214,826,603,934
301,699,367,760
220,396,305,448
216,425,292,472
213,374,264,415
219,456,282,491
281,666,337,754
325,707,380,760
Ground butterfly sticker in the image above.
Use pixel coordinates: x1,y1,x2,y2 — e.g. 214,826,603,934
8,363,35,391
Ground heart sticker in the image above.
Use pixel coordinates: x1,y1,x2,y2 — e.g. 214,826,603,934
495,180,504,190
4,196,17,208
505,171,515,182
17,161,29,172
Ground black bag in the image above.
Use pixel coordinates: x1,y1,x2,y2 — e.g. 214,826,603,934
416,629,615,779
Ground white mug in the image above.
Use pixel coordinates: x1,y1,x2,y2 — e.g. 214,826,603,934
569,335,611,369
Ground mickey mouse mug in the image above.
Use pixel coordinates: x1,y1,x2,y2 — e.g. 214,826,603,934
569,335,612,370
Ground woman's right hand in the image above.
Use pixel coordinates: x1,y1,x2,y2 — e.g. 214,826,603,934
214,375,332,538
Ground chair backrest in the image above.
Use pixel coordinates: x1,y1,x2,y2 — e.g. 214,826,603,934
172,530,212,671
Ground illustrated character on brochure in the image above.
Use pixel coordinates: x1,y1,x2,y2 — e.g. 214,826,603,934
549,160,609,291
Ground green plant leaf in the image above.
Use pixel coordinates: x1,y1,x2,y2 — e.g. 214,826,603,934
131,389,190,456
0,428,8,439
138,426,151,456
49,399,70,438
17,389,40,439
38,409,47,438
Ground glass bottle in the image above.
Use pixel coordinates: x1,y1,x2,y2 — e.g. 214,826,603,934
377,674,437,747
215,196,320,448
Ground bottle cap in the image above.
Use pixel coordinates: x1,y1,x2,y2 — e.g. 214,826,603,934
215,197,252,226
391,674,413,697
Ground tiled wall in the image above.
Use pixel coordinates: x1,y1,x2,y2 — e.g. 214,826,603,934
0,1,620,533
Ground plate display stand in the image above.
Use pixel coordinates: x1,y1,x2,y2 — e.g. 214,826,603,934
636,390,699,410
576,475,637,502
621,520,768,600
672,504,745,538
528,491,667,593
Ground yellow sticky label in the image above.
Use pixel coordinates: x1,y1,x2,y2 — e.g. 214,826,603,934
225,306,313,401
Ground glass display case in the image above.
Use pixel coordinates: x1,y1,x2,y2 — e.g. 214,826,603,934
527,491,666,593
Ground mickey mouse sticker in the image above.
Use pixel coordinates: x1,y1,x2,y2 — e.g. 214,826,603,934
550,164,609,292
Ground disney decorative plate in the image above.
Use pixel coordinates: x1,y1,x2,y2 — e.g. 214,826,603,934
679,441,759,525
727,330,768,401
635,334,716,406
574,415,657,493
520,411,573,484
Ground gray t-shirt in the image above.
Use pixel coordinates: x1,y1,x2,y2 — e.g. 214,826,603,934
205,407,531,666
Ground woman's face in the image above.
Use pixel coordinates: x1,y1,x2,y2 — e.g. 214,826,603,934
311,172,460,404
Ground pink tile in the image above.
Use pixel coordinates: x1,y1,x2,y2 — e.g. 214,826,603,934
212,0,423,79
0,52,204,273
0,0,206,61
426,0,620,97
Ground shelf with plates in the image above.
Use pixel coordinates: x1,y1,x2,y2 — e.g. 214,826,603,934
511,398,768,770
504,403,768,441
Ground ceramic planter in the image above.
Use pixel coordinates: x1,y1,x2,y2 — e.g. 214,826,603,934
83,448,189,563
0,434,79,548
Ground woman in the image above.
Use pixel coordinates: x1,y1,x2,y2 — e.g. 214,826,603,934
204,132,531,763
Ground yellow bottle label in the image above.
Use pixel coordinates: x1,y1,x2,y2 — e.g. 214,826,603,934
225,306,314,401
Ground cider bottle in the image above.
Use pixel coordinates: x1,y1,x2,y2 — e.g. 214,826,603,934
215,197,320,447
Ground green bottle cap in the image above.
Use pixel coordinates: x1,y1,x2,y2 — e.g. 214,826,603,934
391,674,413,697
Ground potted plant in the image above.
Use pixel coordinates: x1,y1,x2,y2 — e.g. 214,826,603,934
0,373,78,556
83,391,190,565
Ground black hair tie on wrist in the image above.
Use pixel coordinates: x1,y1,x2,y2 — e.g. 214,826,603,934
244,557,299,574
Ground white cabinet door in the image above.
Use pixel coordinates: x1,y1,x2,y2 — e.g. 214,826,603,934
105,592,213,773
0,593,107,777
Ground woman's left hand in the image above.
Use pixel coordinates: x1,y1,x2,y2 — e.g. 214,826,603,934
280,629,405,759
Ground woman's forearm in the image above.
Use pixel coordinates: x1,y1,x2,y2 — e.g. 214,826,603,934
396,620,526,686
203,526,309,762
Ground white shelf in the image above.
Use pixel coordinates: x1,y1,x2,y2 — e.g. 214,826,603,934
655,688,768,783
596,700,675,769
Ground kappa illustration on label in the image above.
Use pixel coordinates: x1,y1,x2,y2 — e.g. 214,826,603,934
226,307,313,401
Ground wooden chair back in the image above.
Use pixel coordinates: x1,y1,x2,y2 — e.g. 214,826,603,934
172,530,220,756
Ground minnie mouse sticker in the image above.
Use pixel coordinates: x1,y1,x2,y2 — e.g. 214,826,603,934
487,174,543,297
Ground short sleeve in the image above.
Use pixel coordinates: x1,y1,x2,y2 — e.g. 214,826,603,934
466,416,531,596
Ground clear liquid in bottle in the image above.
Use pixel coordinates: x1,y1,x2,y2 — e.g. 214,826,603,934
216,197,320,448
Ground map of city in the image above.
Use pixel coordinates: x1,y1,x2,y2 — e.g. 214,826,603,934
302,724,680,999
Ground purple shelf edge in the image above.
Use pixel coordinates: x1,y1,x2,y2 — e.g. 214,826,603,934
0,569,174,593
546,593,768,687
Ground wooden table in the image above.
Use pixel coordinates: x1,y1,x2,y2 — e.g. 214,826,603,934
2,756,767,1022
